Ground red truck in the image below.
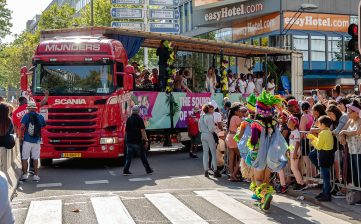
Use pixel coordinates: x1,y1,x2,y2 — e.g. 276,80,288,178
21,36,134,165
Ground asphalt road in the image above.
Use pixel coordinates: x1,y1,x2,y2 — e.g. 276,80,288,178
11,149,357,224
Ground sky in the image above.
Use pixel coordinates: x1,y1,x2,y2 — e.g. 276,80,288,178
2,0,53,43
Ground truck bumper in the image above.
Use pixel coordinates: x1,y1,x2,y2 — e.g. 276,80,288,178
40,144,124,159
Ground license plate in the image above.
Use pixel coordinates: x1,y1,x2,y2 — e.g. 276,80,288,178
62,153,81,158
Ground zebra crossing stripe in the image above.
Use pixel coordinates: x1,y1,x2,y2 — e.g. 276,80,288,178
145,193,208,224
24,200,62,224
195,190,277,224
91,196,135,224
271,195,352,224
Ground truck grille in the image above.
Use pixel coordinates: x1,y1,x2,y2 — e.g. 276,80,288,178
46,108,99,151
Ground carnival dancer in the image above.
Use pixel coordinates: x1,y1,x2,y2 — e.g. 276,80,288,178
246,91,286,211
234,94,257,189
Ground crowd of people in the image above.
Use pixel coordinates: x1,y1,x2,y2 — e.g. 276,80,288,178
187,86,361,209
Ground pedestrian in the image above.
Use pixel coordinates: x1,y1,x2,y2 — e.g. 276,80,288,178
299,102,314,179
0,171,14,224
288,116,307,190
199,104,221,178
226,103,242,182
245,74,257,95
287,99,302,121
307,115,334,201
205,67,217,95
156,40,170,90
187,106,201,158
0,103,15,149
266,77,276,95
123,105,153,175
339,99,361,187
12,91,49,174
20,102,46,182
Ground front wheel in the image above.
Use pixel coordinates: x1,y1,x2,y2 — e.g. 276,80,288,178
40,158,53,167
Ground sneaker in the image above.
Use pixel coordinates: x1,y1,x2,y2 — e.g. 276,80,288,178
317,193,331,202
123,171,132,176
28,170,35,175
293,183,307,191
251,194,261,201
331,190,346,198
280,185,288,194
204,170,209,177
32,175,40,181
261,193,273,210
213,171,221,178
146,169,154,174
315,192,324,200
21,174,28,181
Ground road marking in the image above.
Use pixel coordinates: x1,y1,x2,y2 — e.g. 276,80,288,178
24,200,62,224
91,196,135,224
145,193,208,224
108,171,117,176
36,183,62,188
128,177,152,182
195,190,277,224
85,180,109,184
169,176,192,179
271,194,352,224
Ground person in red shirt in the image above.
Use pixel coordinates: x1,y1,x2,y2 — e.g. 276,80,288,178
12,90,48,173
187,106,201,158
150,68,159,91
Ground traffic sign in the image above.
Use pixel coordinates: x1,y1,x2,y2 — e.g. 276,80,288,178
111,8,143,19
149,9,179,19
111,22,144,31
111,0,143,4
149,23,180,33
149,0,179,6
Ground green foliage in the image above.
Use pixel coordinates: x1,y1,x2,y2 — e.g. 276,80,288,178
78,0,112,26
0,0,12,39
38,4,77,30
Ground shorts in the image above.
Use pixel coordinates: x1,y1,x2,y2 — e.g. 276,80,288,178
191,134,202,145
22,142,40,160
301,139,311,156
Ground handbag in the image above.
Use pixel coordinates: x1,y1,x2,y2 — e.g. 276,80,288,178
0,134,15,149
212,132,219,144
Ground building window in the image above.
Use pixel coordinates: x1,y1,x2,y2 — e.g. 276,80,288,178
189,1,193,30
184,2,189,32
311,36,326,62
328,36,342,62
179,5,183,33
293,35,309,61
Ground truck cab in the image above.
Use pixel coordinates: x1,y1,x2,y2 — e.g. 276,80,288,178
23,36,134,164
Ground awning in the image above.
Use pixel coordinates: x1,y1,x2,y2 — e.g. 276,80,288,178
40,26,296,58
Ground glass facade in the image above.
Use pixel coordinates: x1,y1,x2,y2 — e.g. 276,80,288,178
179,1,193,33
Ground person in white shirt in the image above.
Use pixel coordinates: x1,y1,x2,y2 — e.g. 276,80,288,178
267,77,276,95
205,67,217,95
239,73,247,94
255,72,264,94
228,73,239,93
245,73,257,95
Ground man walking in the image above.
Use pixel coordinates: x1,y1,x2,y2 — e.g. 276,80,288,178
20,102,46,181
123,105,153,175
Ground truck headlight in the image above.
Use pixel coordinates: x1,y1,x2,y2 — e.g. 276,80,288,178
100,137,118,144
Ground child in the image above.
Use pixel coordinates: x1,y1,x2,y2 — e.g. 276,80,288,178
288,116,307,190
307,115,334,201
276,112,290,194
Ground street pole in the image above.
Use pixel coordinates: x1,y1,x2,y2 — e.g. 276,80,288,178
90,0,94,26
144,0,149,68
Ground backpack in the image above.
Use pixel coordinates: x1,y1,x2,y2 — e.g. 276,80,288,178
188,115,199,137
27,113,42,138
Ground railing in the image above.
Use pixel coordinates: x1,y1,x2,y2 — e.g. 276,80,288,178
300,131,361,202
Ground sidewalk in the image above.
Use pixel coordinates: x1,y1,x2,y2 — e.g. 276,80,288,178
288,187,361,222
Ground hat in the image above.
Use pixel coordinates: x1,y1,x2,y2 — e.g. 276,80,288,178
246,93,257,112
132,105,140,114
193,106,200,113
26,101,37,109
208,100,218,109
287,99,299,107
256,91,283,117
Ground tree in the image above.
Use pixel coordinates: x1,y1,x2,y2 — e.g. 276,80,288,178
78,0,112,26
0,0,12,39
38,4,77,30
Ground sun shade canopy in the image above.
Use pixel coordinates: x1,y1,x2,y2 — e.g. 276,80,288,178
40,26,295,57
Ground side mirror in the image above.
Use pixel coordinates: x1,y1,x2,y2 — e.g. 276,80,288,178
20,66,29,92
123,65,134,91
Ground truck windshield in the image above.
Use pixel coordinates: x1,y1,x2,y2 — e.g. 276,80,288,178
33,64,114,95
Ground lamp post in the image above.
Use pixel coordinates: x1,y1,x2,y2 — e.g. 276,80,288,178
91,0,94,26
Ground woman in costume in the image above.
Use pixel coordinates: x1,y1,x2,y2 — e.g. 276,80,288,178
246,91,286,211
234,94,257,189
